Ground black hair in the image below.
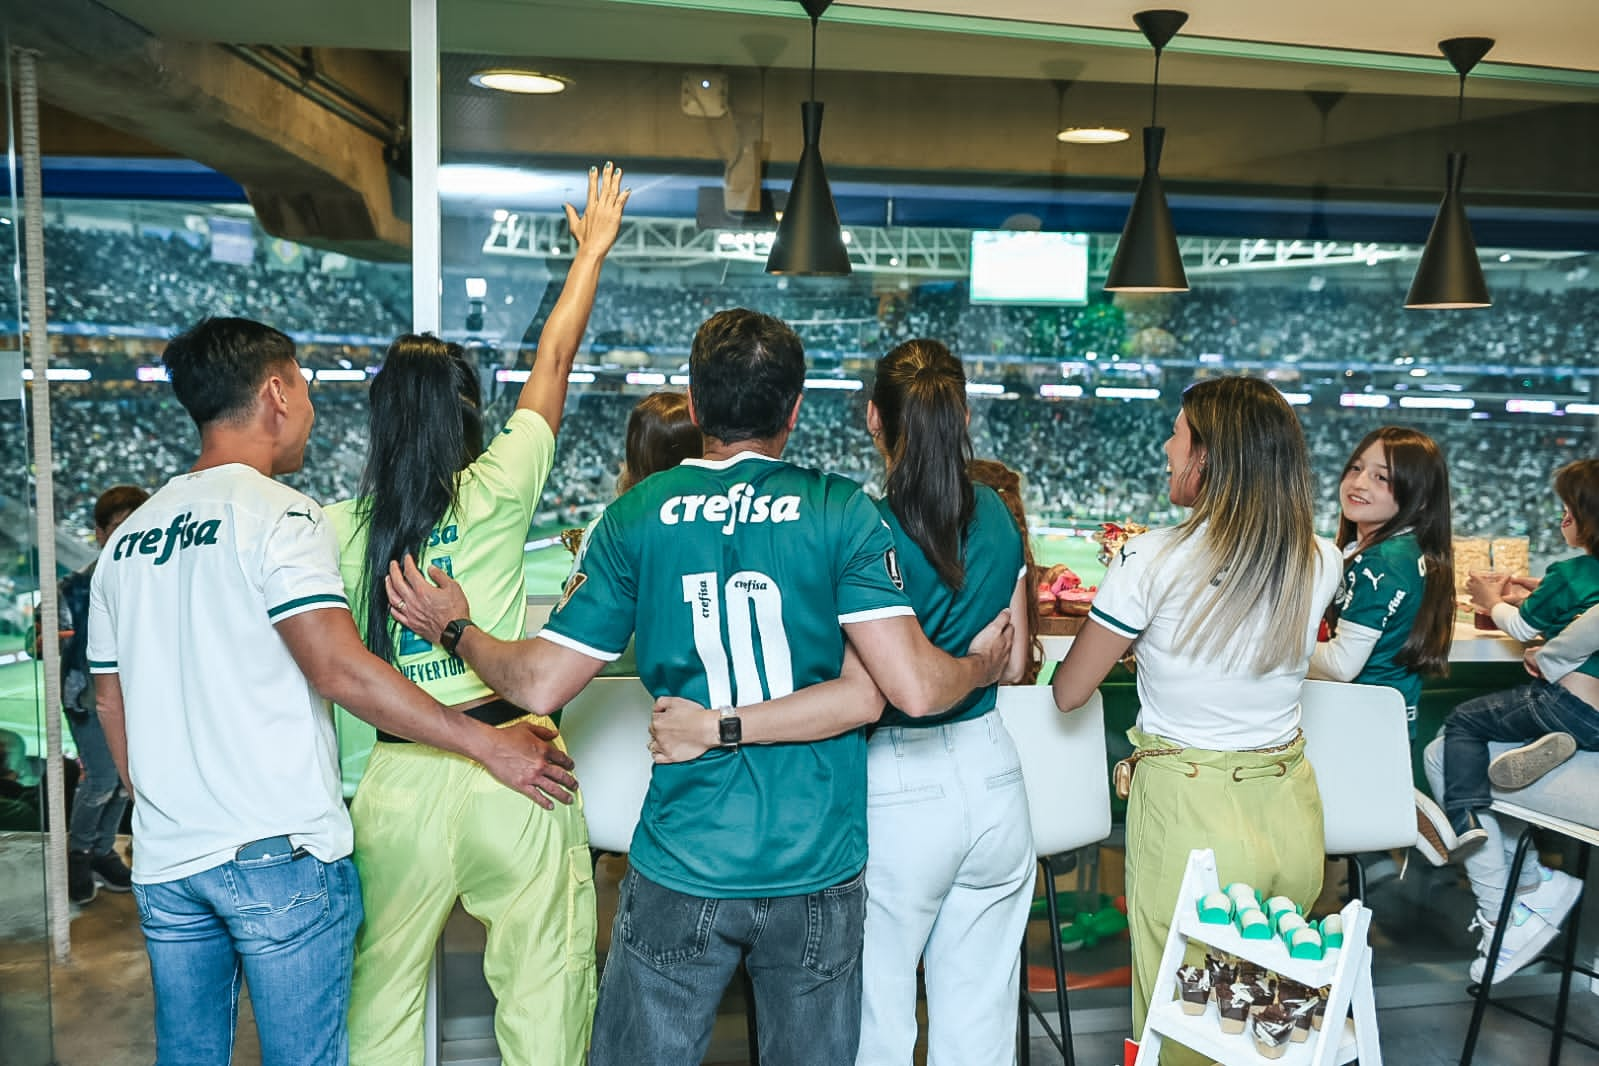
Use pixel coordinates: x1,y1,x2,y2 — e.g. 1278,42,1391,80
1556,459,1599,558
970,458,1042,682
619,391,702,495
161,317,297,429
873,338,974,589
354,334,484,661
1333,426,1455,676
687,309,805,443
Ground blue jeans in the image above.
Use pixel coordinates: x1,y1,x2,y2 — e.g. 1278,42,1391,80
66,710,127,855
132,851,362,1066
589,865,866,1066
1442,680,1599,821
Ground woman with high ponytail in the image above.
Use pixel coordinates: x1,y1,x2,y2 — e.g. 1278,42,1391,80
326,164,629,1066
853,337,1035,1064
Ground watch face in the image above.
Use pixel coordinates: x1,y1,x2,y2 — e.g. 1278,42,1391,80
718,715,742,746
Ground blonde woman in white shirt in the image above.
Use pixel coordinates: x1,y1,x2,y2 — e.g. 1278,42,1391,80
1052,376,1342,1055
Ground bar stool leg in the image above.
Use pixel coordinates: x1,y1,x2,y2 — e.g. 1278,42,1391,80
1018,937,1033,1066
1548,842,1592,1066
1461,826,1538,1065
1345,854,1366,904
1040,854,1076,1066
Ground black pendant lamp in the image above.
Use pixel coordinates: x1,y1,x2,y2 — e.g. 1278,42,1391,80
766,0,851,276
1406,36,1494,310
1104,9,1189,293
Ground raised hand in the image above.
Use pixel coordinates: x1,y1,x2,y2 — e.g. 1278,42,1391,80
563,161,631,258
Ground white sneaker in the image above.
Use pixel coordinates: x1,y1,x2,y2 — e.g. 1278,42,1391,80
1468,902,1561,984
1520,866,1583,931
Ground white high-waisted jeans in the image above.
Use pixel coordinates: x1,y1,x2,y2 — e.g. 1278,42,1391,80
856,712,1037,1066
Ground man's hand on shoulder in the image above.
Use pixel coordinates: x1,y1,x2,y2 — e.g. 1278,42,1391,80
967,609,1015,687
480,719,579,809
387,554,470,645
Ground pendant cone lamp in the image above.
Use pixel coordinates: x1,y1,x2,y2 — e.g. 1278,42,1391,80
1406,36,1494,309
1105,9,1189,293
767,0,851,276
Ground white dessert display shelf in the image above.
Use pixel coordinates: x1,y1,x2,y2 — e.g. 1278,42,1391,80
1139,849,1382,1066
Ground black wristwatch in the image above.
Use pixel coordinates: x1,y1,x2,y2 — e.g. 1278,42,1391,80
440,618,476,656
717,705,742,749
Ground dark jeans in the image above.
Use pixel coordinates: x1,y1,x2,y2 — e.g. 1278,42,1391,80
1442,680,1599,819
589,864,866,1066
66,710,127,855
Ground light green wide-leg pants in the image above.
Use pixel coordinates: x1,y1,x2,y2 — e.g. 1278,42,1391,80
1125,726,1325,1066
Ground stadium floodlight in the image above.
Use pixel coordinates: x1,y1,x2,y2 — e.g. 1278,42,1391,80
1040,384,1085,398
1563,403,1599,416
1506,399,1558,414
1406,37,1494,310
766,0,852,276
496,370,531,383
966,382,1005,395
626,372,668,386
1104,10,1190,294
1279,392,1313,406
804,378,864,391
465,277,488,299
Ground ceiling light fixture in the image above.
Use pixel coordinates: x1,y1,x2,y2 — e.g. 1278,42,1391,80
1104,10,1190,294
766,0,851,276
469,69,570,95
1057,127,1131,145
1405,36,1494,310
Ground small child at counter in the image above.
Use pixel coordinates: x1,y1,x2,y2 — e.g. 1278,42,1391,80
1418,458,1599,984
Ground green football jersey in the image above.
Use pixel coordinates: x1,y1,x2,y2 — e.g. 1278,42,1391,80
542,451,913,898
877,484,1024,728
1332,532,1427,712
1518,553,1599,679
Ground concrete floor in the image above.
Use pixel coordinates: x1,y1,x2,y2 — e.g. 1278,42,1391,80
5,848,1597,1064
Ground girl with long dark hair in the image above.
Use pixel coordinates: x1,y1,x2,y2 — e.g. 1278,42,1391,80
1309,426,1455,731
327,163,628,1066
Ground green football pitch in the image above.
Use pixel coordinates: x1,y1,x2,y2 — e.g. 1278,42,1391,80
0,526,1106,792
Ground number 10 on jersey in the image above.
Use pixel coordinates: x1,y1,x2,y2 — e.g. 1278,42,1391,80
682,570,795,708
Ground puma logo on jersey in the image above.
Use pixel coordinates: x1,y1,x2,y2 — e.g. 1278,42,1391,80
111,511,221,565
658,483,802,534
284,508,316,523
1362,567,1385,592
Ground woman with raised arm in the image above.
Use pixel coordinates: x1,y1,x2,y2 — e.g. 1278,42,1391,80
1051,377,1342,1057
328,163,628,1066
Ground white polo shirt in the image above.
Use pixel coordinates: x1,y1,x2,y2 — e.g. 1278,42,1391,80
88,464,353,884
1089,524,1343,750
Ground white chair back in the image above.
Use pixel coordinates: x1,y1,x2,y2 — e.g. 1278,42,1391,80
1300,679,1416,854
557,677,656,854
997,686,1111,857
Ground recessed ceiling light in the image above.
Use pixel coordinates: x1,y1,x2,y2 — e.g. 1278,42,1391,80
470,69,570,95
1056,127,1131,145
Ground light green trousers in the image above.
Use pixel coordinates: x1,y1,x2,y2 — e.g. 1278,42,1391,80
1125,726,1325,1066
347,722,596,1066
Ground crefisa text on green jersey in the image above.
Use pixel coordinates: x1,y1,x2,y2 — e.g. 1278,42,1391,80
658,483,802,535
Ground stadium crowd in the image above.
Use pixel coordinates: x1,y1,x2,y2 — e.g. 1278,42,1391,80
16,218,1595,563
31,384,1584,562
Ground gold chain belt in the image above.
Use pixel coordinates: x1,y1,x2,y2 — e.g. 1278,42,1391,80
1113,728,1303,799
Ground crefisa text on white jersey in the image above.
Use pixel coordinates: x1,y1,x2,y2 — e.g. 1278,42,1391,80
657,483,802,535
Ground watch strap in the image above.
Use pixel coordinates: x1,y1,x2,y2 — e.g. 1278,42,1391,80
441,618,475,655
